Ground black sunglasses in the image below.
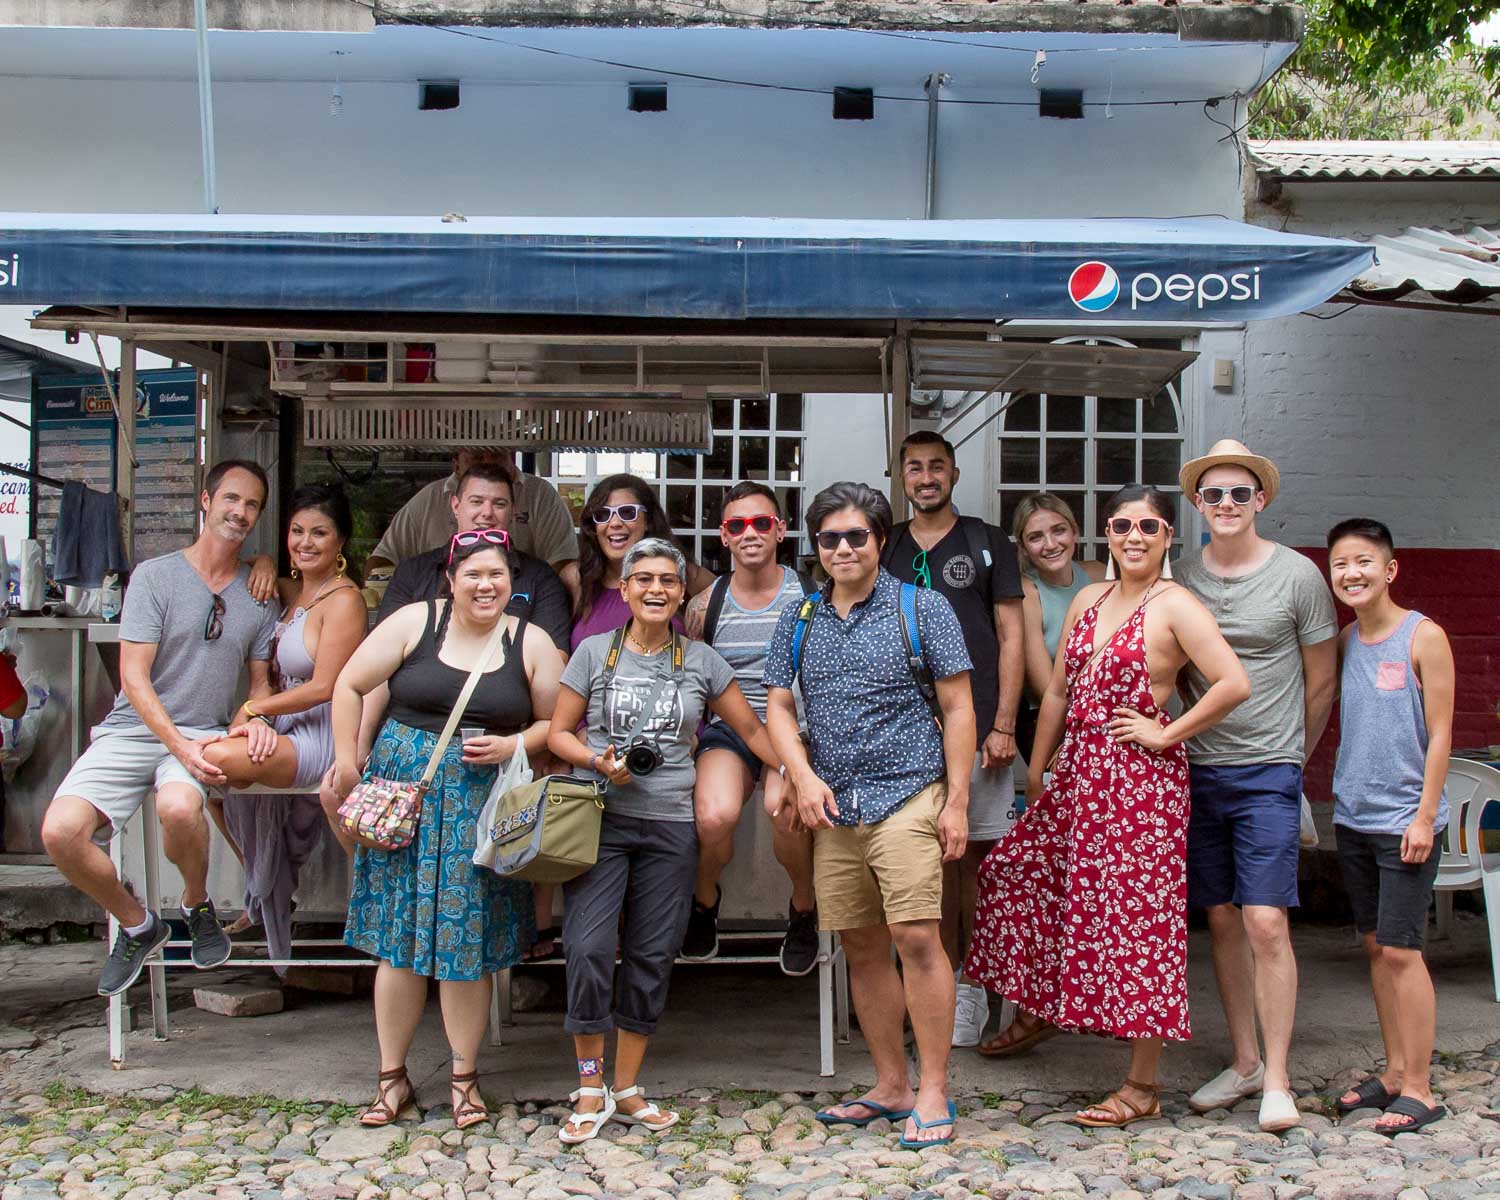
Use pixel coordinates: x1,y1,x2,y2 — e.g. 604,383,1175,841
204,593,226,642
1198,485,1257,506
814,527,873,551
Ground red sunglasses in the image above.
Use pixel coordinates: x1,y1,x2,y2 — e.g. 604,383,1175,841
721,515,778,537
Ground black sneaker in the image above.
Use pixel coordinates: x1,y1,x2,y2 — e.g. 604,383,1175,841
680,887,721,961
779,902,820,977
97,914,170,997
184,900,232,969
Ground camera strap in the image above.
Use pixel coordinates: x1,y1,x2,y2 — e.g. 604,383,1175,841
603,627,685,747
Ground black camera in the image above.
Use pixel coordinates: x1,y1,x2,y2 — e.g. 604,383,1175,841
622,739,664,776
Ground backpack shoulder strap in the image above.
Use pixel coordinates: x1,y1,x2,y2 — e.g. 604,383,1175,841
701,575,732,646
959,515,994,604
789,593,821,680
898,582,944,725
881,521,910,569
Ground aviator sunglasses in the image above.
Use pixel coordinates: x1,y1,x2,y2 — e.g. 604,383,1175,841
1108,517,1166,537
721,515,778,537
591,503,646,525
1197,485,1257,506
814,527,873,551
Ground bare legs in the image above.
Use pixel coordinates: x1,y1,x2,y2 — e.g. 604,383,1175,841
1205,902,1296,1091
563,1029,663,1135
694,751,815,911
1341,934,1437,1129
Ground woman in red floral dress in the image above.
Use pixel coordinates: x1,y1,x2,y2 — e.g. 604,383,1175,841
964,485,1250,1127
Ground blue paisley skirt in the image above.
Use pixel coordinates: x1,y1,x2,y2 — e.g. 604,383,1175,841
345,718,534,980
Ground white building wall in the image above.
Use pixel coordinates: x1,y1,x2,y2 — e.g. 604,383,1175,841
0,76,1243,218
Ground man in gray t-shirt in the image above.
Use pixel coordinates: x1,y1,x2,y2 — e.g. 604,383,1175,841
44,461,280,998
1172,441,1338,1134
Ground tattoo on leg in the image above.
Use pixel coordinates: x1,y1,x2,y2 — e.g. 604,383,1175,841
577,1056,604,1078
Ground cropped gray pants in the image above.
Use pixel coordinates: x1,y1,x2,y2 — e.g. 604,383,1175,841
561,810,698,1036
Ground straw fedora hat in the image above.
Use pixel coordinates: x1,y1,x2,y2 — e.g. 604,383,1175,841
1179,439,1280,507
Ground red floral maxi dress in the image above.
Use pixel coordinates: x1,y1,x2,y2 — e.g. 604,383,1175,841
964,585,1191,1042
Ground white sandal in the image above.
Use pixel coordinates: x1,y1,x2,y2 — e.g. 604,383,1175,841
610,1084,679,1133
559,1085,616,1144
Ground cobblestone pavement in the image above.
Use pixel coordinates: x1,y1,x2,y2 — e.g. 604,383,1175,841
5,1043,1500,1200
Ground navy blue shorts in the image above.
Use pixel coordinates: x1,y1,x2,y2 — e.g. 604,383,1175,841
1187,762,1302,909
695,720,761,778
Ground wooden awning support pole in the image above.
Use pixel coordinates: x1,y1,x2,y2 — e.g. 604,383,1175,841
889,321,911,522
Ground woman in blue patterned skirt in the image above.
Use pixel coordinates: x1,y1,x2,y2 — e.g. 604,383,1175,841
324,530,562,1129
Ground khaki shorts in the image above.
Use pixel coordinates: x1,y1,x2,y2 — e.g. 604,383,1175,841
813,780,946,931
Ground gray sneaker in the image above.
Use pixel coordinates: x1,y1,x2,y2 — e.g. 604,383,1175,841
184,900,232,969
97,914,170,997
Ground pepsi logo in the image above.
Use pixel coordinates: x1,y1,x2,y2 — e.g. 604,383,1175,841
1068,261,1120,312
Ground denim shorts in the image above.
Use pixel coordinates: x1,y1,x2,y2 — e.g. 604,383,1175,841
1187,762,1302,909
1335,824,1441,949
694,720,761,778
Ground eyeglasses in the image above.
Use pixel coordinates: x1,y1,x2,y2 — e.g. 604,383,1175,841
448,528,510,565
1107,518,1166,538
721,515,777,537
625,571,683,589
592,503,646,526
204,593,226,642
814,527,873,551
912,548,932,589
1197,485,1257,506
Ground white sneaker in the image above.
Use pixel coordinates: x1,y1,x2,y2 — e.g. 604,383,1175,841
952,981,989,1047
1189,1062,1265,1112
1259,1088,1302,1133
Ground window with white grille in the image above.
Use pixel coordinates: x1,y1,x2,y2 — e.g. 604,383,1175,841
994,337,1186,560
541,394,806,575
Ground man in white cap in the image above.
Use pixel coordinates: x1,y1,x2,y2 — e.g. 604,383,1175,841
1173,440,1337,1134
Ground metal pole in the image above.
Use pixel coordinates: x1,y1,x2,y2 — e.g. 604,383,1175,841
193,0,219,214
923,73,948,220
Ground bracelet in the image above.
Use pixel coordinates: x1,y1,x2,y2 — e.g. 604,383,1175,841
589,752,600,773
991,726,1015,736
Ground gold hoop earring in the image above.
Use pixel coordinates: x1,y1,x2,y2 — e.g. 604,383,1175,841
290,566,300,580
336,553,348,578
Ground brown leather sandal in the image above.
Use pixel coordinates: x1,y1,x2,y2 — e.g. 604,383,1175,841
977,1011,1059,1058
360,1066,416,1127
451,1070,489,1131
1073,1078,1161,1128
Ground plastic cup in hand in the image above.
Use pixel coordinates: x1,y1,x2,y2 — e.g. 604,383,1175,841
461,726,485,746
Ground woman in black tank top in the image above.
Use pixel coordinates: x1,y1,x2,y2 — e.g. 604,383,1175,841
323,532,564,1130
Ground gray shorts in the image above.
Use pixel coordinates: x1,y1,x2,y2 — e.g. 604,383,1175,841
968,751,1021,842
56,725,224,835
1335,823,1441,950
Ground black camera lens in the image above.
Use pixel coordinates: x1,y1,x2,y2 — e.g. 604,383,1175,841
623,742,662,776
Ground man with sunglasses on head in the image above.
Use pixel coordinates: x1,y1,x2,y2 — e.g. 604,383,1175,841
764,481,975,1150
1173,440,1338,1133
883,430,1024,1048
42,460,280,998
680,482,818,973
376,460,572,657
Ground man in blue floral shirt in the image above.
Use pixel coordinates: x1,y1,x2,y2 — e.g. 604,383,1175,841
764,481,975,1150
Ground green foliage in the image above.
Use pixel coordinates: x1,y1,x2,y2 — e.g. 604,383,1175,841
1251,0,1500,139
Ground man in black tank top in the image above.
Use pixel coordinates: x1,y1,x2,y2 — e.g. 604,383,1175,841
376,461,572,658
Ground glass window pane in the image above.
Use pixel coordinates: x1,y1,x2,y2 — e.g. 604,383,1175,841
1143,388,1180,432
774,438,802,482
740,436,770,477
701,542,730,576
711,396,735,430
596,452,628,475
1000,439,1040,483
701,485,728,532
777,487,803,530
998,490,1026,538
1046,394,1085,432
1045,438,1086,485
702,435,734,481
629,452,659,478
1095,438,1136,487
557,483,587,525
666,451,697,479
776,393,804,431
1142,441,1181,489
1002,393,1040,431
1097,396,1136,433
1053,491,1089,540
741,395,771,430
665,485,697,530
557,451,587,478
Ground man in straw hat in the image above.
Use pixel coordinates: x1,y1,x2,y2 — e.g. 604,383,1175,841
1172,440,1338,1134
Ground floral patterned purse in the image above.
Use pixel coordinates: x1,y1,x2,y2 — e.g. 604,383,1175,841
337,619,509,851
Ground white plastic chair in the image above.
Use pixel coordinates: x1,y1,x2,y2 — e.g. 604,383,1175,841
1433,758,1500,1002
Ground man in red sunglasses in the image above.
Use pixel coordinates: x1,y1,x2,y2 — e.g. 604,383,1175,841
680,482,819,974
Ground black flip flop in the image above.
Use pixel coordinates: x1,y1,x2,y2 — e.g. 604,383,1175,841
1376,1096,1446,1135
1336,1075,1396,1115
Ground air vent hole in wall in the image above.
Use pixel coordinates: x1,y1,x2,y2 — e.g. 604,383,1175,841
628,83,668,113
1039,89,1084,119
420,80,461,111
833,87,875,120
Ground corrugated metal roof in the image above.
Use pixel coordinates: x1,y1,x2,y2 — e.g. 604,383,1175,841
1347,226,1500,305
1251,140,1500,181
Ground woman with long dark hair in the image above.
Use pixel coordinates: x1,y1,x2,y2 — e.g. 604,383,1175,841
966,485,1250,1127
571,474,713,649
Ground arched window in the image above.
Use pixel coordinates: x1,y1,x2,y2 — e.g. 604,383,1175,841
994,336,1186,560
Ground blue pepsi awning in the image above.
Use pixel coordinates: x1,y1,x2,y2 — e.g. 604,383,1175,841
0,213,1373,323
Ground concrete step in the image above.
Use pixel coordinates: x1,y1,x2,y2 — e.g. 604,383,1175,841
0,863,103,933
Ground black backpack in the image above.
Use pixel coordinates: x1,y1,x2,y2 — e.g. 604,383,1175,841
702,569,818,647
884,514,995,607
